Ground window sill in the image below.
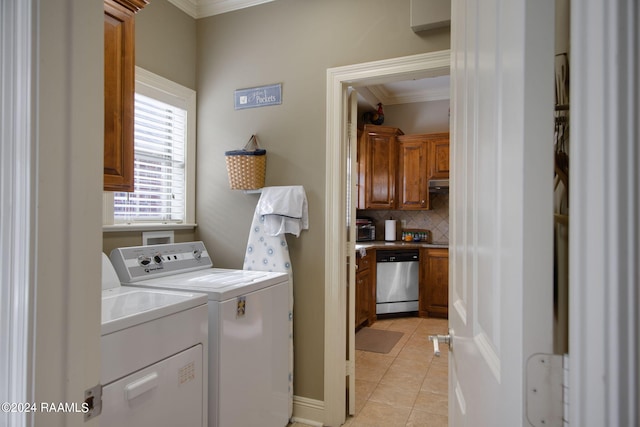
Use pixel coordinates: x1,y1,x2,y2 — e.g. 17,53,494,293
102,223,197,233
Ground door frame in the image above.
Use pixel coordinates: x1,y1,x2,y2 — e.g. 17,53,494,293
0,1,104,426
1,1,35,421
324,50,450,426
569,0,639,424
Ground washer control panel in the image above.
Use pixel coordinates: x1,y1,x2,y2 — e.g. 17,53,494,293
109,241,213,283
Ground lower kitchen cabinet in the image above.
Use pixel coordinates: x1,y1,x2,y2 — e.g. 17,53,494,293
420,248,449,318
355,250,375,329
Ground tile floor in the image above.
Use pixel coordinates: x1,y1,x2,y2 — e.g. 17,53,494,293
290,316,449,427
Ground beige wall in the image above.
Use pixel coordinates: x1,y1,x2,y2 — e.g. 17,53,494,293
102,229,199,256
135,0,197,90
381,99,450,134
102,0,198,254
196,0,449,401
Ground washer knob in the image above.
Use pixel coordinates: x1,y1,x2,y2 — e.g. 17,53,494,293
153,254,163,265
193,249,202,260
138,255,152,267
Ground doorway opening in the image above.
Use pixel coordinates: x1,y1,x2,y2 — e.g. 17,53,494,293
324,50,450,426
350,72,451,424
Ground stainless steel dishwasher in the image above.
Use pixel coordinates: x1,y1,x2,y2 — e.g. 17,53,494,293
376,249,419,314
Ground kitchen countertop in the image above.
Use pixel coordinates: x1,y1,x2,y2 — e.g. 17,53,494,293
355,240,449,250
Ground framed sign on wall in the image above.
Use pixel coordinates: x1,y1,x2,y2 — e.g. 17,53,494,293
234,83,282,110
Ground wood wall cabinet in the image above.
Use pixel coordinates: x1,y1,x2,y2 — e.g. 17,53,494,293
428,133,450,180
358,128,449,211
398,132,449,210
103,0,148,192
355,250,375,329
397,135,429,210
358,125,403,209
419,248,449,318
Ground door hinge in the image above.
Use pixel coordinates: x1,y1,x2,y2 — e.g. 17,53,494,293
526,353,568,427
346,359,355,377
346,241,355,254
84,384,102,422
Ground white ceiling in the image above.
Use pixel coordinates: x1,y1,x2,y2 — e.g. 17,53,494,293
167,0,276,18
167,0,450,109
357,75,450,110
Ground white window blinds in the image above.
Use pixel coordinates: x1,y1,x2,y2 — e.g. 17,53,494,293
114,93,186,222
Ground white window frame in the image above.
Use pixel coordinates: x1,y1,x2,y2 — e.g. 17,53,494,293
103,67,196,231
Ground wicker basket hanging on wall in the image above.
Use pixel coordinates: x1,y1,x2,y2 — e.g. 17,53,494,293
224,135,266,190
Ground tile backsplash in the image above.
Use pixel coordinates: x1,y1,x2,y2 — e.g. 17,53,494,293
358,194,449,243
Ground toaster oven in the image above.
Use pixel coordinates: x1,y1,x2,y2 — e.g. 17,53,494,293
356,219,375,241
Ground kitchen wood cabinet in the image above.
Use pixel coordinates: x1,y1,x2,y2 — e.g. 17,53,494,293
355,250,375,329
428,133,450,180
397,134,430,210
358,125,403,209
103,0,148,192
358,129,448,211
419,248,449,318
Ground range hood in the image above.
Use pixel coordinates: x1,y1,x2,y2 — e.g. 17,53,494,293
428,179,449,194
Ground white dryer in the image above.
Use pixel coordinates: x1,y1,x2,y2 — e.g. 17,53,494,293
101,253,208,427
110,242,291,427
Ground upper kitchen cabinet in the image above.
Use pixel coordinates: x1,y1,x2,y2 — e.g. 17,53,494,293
358,127,449,211
397,134,430,210
358,125,403,209
103,0,148,192
398,132,450,210
428,133,450,180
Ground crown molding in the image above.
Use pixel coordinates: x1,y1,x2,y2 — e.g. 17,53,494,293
167,0,275,18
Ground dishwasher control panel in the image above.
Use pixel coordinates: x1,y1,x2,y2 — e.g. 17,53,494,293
376,249,419,263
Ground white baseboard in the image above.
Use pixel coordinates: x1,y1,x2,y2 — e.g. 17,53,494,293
291,395,324,426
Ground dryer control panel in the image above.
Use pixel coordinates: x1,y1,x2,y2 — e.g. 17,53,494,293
110,241,213,283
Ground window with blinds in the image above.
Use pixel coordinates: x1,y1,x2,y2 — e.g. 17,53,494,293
114,93,186,222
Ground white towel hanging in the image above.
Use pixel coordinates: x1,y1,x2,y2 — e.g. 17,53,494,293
256,186,309,237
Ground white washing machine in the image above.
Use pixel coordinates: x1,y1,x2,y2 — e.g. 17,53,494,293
109,242,290,427
101,253,209,427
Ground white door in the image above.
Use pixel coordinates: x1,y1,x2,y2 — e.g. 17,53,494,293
448,0,555,425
